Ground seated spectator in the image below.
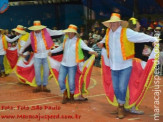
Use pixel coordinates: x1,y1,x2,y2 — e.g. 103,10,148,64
146,27,154,36
100,28,105,39
87,37,95,47
92,30,101,43
92,41,102,67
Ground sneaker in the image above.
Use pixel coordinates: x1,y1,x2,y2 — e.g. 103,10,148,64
130,109,144,115
75,95,88,101
126,106,144,115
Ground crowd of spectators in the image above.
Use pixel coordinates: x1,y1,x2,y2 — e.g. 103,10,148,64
1,20,163,68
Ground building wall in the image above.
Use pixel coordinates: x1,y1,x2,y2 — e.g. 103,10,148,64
0,4,84,30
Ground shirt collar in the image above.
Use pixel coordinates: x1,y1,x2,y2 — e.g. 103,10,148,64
34,31,41,35
69,35,77,40
110,26,122,33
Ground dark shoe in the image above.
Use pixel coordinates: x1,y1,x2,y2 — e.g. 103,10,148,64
62,90,69,104
111,106,128,114
118,104,125,119
70,93,74,104
1,72,6,78
5,74,9,76
33,86,42,93
62,97,69,104
42,86,51,92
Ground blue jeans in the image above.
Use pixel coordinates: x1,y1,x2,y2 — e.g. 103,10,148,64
34,58,49,86
111,66,132,104
0,55,4,72
58,64,77,94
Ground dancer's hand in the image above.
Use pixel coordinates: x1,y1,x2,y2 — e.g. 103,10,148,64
89,51,98,57
19,54,26,58
48,52,52,56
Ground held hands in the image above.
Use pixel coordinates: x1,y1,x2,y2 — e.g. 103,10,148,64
48,52,52,56
19,54,26,58
97,43,104,48
89,51,98,57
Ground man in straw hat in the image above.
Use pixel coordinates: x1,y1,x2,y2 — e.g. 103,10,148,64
0,28,20,77
19,20,64,93
49,24,98,104
12,25,29,54
97,13,158,119
146,26,154,36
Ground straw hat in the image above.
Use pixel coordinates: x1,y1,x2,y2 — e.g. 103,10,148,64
63,24,78,33
147,27,152,30
12,25,26,34
28,20,46,31
102,13,123,27
155,27,161,30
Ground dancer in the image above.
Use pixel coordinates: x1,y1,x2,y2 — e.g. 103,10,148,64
50,24,98,104
0,28,20,77
19,20,64,93
97,13,158,119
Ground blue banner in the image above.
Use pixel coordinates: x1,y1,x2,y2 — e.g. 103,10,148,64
82,0,133,19
0,0,9,13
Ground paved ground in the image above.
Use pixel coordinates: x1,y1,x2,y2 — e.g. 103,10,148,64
0,66,163,122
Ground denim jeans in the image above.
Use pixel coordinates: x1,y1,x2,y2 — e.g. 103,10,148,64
58,64,77,94
0,55,4,72
34,57,49,86
111,66,132,104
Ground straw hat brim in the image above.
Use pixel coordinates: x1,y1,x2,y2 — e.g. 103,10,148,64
102,20,122,27
102,20,128,28
63,29,78,34
63,29,80,38
155,27,161,30
28,25,46,31
12,28,26,34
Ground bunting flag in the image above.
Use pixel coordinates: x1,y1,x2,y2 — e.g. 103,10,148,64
4,47,18,74
101,43,159,109
0,0,9,14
